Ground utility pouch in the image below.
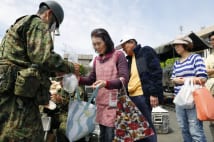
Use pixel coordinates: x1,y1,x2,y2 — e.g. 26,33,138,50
36,77,51,105
14,67,40,98
0,64,16,94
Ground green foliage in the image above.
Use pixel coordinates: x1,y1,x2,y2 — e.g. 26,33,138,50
165,58,175,67
79,64,88,76
160,62,165,68
161,57,178,68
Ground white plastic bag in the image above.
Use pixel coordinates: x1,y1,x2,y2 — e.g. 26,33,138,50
62,73,78,93
173,78,200,109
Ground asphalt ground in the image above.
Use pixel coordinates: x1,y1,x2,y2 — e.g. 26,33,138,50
88,108,213,142
157,109,213,142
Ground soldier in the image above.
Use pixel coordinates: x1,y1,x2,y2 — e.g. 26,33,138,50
0,1,79,142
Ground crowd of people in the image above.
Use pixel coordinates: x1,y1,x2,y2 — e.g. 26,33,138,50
0,1,213,142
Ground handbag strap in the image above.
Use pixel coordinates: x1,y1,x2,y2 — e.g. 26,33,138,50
75,88,81,101
69,86,99,109
84,86,99,109
68,87,81,104
119,77,128,96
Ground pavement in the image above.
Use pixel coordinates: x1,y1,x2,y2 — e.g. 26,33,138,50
157,109,213,142
88,108,213,142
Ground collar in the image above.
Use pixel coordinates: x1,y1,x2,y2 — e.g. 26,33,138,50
96,49,115,63
133,44,141,53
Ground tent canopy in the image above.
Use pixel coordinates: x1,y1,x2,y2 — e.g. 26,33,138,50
155,32,210,62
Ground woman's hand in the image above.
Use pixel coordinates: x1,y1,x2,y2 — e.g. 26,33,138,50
192,77,206,85
172,77,185,85
92,80,107,88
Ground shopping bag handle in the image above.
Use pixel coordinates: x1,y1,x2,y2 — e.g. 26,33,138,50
85,86,99,109
74,87,81,101
73,86,99,102
119,77,128,96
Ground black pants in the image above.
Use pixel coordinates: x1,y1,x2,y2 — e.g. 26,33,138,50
99,124,114,142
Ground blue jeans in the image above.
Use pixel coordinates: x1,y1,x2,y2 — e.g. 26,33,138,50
175,105,207,142
99,124,114,142
130,95,157,142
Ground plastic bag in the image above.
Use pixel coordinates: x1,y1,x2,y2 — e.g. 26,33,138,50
62,74,78,93
173,78,200,109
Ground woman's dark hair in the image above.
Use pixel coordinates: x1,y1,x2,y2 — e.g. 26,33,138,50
182,40,193,52
209,31,214,39
183,44,192,52
91,28,114,54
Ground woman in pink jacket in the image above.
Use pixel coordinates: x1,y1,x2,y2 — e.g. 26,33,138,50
79,28,128,142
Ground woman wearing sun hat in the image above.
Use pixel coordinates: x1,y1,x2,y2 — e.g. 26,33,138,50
171,36,207,142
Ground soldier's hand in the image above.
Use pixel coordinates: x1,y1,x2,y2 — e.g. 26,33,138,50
51,94,63,103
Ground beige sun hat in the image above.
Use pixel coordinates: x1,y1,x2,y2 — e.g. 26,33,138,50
172,36,192,45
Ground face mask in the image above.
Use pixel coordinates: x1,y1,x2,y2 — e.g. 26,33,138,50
49,22,56,32
48,14,57,32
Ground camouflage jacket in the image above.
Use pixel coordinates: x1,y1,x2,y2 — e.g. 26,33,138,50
0,15,74,74
0,15,74,142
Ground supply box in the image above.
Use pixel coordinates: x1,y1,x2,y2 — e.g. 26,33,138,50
152,106,169,134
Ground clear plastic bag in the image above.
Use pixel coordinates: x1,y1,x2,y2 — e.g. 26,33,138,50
62,73,78,93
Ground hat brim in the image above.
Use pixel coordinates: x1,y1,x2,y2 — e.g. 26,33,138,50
115,39,132,50
172,39,188,45
115,44,122,50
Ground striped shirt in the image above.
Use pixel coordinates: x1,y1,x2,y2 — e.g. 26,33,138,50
171,54,207,95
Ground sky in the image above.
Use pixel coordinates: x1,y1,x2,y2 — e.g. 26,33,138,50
0,0,214,57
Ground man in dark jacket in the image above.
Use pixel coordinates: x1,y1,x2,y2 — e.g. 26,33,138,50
116,35,163,142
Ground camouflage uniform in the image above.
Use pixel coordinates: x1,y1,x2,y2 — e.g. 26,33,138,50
0,15,74,142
